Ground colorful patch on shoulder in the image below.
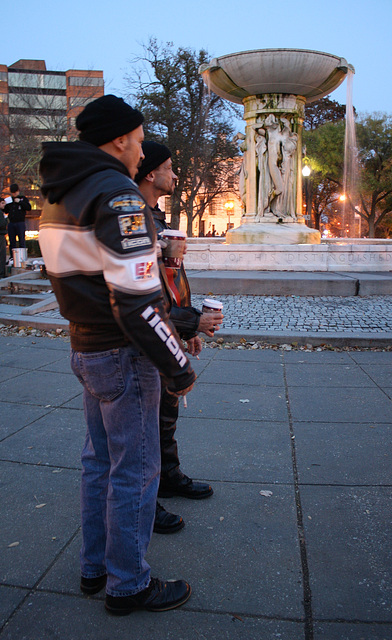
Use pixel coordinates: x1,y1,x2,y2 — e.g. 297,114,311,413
109,195,145,213
118,213,147,237
133,261,155,281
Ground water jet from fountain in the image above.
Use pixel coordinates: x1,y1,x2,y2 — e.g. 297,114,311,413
342,69,359,238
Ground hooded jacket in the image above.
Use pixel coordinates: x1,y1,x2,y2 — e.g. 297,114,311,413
39,141,195,392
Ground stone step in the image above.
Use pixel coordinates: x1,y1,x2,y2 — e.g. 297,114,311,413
187,270,392,297
0,293,47,307
0,277,52,294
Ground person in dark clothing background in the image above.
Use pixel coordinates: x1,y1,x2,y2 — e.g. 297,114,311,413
4,183,31,256
0,198,8,278
39,95,195,616
136,142,223,527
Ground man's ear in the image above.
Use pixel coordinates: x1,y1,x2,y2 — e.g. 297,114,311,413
144,171,155,183
111,135,126,152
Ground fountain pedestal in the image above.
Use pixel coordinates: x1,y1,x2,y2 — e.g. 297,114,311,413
226,221,321,244
200,49,354,245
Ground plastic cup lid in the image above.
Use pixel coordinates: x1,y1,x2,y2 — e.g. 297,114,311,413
203,298,223,309
161,229,186,238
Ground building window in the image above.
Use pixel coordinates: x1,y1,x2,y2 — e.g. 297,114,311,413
209,202,217,216
0,72,7,82
0,93,8,103
68,96,96,108
227,160,234,189
68,77,104,87
8,72,66,90
9,94,67,110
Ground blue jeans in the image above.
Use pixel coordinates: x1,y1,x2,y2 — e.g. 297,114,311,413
70,345,161,596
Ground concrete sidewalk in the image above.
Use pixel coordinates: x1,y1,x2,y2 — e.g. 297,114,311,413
0,335,391,639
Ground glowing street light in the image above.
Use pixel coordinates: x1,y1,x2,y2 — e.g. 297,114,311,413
225,200,234,230
302,165,311,177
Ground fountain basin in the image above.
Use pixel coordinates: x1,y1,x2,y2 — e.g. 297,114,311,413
200,48,354,104
184,241,392,272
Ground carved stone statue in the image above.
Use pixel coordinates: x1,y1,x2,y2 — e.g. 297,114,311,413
264,115,284,217
234,133,247,206
255,127,269,219
253,115,298,220
274,117,298,219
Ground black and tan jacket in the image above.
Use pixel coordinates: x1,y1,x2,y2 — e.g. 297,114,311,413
39,141,195,392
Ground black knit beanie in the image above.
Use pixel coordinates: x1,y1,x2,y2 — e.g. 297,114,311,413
76,95,144,146
135,141,172,183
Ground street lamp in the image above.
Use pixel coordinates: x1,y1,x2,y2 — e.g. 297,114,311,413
225,200,234,231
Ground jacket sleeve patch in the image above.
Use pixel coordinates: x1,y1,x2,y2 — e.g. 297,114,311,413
118,213,147,237
109,195,146,213
133,260,155,281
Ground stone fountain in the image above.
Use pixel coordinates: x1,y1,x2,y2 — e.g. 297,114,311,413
200,49,355,245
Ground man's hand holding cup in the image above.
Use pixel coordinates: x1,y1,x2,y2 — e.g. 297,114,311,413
199,298,224,337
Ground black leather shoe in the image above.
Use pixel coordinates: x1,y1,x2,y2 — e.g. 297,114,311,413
159,472,213,500
80,574,107,595
153,501,185,534
105,577,191,615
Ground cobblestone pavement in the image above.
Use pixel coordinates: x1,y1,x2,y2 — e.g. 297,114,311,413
33,294,392,335
192,294,392,334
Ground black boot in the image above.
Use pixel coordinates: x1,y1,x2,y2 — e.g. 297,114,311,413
159,471,213,500
80,574,107,595
105,577,191,615
153,501,184,534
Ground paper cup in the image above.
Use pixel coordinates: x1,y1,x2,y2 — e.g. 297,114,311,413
202,298,223,335
202,298,223,314
161,229,186,268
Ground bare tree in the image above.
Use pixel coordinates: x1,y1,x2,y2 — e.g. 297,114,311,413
125,39,240,235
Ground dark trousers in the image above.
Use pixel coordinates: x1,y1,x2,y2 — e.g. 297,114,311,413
8,221,26,253
159,386,181,479
0,235,6,278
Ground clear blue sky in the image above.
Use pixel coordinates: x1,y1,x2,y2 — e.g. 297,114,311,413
3,0,391,129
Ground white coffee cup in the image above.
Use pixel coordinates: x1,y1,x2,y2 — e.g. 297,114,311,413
202,298,223,314
202,298,223,335
160,229,186,268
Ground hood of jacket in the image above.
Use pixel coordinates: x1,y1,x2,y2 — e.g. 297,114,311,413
40,141,131,204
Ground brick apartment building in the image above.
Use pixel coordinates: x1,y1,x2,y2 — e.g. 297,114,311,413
0,59,104,227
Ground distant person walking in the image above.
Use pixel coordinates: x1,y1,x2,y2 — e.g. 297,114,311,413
4,183,31,257
0,198,7,278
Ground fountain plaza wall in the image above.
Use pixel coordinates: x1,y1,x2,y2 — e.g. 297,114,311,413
184,239,392,272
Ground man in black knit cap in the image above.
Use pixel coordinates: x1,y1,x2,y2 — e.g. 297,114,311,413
4,183,31,256
136,142,223,511
39,95,195,616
